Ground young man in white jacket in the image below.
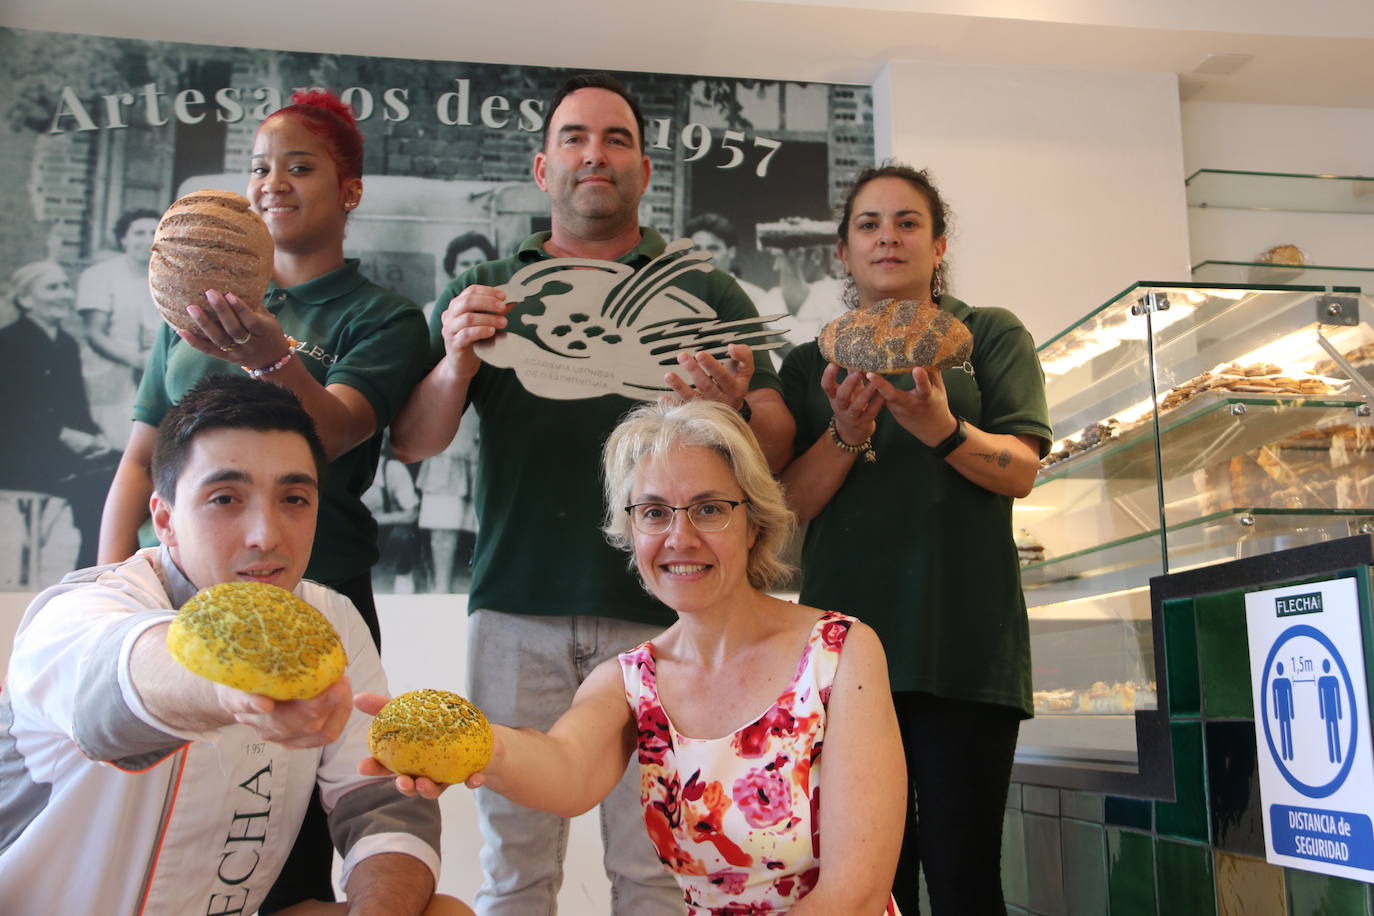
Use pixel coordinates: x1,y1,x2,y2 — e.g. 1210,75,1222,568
0,374,469,916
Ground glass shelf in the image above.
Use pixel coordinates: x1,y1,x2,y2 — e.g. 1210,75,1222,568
1191,260,1374,290
1185,169,1374,214
1038,283,1367,439
1036,393,1365,484
1023,508,1374,599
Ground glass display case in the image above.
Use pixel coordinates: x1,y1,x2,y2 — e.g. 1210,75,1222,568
1013,281,1374,792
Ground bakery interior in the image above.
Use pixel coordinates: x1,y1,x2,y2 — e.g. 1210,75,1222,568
5,0,1374,912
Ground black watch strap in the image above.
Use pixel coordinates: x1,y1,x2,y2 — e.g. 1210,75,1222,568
931,415,966,460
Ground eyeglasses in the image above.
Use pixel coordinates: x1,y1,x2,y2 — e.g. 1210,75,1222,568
624,499,749,535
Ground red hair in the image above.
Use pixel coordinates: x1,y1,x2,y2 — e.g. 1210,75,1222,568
259,89,364,184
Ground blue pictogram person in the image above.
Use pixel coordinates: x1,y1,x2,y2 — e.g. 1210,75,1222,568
1273,661,1296,761
1318,659,1343,764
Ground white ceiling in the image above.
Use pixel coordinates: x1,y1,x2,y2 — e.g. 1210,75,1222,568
6,0,1374,108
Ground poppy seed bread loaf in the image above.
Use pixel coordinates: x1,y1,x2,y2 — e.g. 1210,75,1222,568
149,190,274,331
369,689,494,784
818,298,972,374
167,581,346,700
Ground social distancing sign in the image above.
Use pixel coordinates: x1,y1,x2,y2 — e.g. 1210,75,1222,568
1247,577,1374,880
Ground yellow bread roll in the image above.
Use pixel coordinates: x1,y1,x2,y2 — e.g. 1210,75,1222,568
167,581,346,701
369,689,494,784
149,189,274,332
818,298,972,374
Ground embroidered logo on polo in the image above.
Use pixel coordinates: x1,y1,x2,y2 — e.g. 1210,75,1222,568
288,337,338,367
475,238,787,400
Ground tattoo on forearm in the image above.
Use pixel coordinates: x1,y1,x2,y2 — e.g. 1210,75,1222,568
971,449,1012,467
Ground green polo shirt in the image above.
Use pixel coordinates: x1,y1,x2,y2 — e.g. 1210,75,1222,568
431,228,781,625
134,260,429,586
781,295,1052,714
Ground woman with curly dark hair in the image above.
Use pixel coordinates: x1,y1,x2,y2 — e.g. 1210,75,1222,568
780,163,1052,914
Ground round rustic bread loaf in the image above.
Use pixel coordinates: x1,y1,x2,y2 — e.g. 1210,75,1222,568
149,189,274,331
167,581,346,701
369,689,494,784
818,298,972,373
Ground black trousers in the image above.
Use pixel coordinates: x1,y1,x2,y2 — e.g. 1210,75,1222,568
892,690,1023,916
258,570,379,913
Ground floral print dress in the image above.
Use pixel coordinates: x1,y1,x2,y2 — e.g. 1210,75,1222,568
620,611,895,914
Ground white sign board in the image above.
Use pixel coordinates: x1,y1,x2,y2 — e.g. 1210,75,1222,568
1246,576,1374,880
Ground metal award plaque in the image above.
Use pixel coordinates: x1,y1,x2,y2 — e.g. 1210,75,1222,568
473,239,788,400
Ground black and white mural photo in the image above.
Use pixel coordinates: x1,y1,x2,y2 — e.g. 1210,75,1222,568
0,26,873,592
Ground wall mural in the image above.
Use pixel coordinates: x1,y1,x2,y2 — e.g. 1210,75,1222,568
0,26,874,592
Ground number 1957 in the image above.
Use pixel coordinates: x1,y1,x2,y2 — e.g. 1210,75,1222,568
647,118,783,178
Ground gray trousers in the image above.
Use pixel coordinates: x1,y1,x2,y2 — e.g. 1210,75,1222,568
466,609,687,916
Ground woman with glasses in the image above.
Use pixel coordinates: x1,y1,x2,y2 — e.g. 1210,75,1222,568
363,398,904,915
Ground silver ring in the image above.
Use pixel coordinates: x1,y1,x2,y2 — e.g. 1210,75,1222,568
232,332,252,345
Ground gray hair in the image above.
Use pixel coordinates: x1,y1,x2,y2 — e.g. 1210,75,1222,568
10,260,64,308
603,398,794,590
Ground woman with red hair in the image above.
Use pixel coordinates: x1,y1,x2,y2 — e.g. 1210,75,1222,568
97,90,430,910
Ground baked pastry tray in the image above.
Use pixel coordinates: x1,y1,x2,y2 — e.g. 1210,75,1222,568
1036,389,1364,484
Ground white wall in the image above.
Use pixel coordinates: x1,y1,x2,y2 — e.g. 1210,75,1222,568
874,59,1193,344
0,592,610,914
1181,100,1374,273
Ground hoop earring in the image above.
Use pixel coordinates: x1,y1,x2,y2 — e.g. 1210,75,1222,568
842,275,860,311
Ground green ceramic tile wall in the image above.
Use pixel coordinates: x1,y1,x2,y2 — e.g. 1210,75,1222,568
1214,850,1285,916
1062,789,1105,823
1025,812,1066,915
1156,720,1210,842
1163,596,1202,718
1286,867,1370,915
1062,819,1107,916
1107,827,1156,916
1156,839,1216,916
1003,807,1029,909
1195,591,1255,719
1105,796,1153,831
1024,784,1061,816
1205,721,1264,857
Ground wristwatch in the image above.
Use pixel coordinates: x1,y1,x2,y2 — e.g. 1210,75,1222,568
737,399,753,423
930,415,967,460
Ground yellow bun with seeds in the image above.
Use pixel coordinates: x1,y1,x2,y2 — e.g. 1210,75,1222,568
167,581,346,700
369,689,494,784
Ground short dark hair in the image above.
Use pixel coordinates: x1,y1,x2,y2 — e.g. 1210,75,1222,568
152,375,327,503
113,208,161,248
838,161,953,298
442,231,499,278
543,72,645,151
684,213,737,248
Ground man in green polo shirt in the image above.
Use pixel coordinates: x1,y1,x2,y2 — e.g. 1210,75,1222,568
391,73,793,916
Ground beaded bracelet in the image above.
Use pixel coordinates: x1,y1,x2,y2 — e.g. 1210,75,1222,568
827,417,877,463
243,337,299,379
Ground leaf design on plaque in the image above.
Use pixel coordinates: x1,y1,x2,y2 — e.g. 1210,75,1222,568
477,238,788,400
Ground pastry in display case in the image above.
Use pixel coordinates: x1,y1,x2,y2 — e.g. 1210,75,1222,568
1014,282,1374,788
1246,243,1309,284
